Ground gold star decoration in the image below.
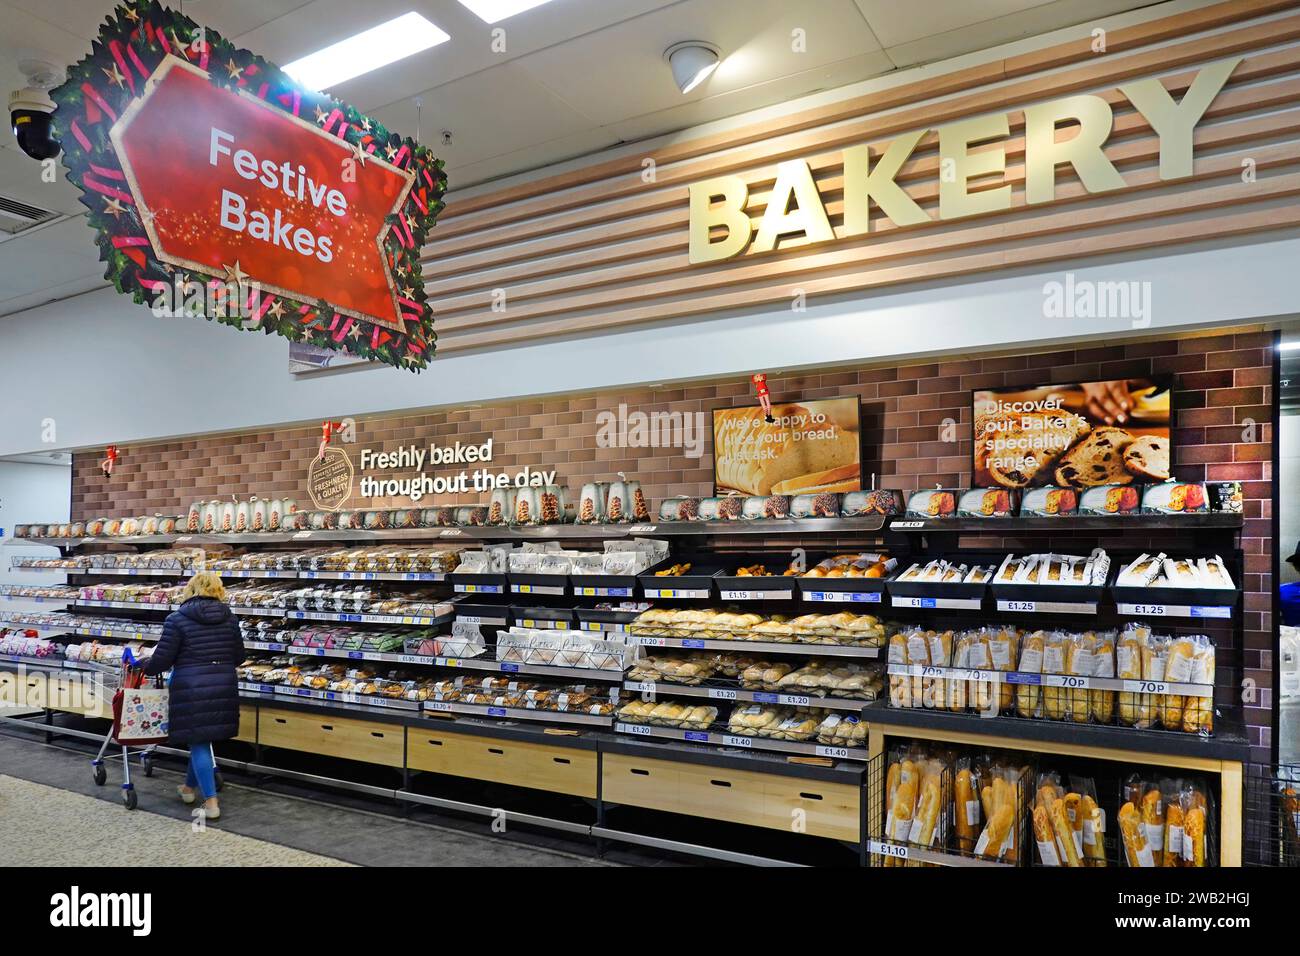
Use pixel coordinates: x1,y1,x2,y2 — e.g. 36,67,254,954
223,260,248,286
361,118,372,132
102,63,127,89
352,141,369,166
266,299,286,320
124,6,139,22
348,323,363,339
400,283,416,300
103,197,128,219
225,59,244,81
383,143,398,162
314,105,329,125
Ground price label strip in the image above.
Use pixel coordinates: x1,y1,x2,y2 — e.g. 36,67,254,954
1116,603,1232,619
996,599,1097,615
805,591,883,604
891,595,981,610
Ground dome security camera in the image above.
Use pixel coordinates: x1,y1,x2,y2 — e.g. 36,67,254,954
9,59,63,161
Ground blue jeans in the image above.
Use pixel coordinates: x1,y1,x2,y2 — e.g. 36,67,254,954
186,743,217,800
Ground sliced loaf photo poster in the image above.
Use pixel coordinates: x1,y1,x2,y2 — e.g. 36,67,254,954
973,377,1173,489
713,398,862,496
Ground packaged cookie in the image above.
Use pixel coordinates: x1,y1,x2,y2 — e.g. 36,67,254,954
696,497,723,520
1077,484,1141,516
956,488,1016,518
905,489,957,518
659,497,699,521
716,495,745,521
1019,486,1079,517
790,492,841,518
1141,481,1207,514
842,489,904,516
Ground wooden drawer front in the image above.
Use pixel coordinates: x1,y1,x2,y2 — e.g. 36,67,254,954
234,705,257,743
407,729,596,798
673,761,786,832
259,708,403,767
0,670,19,707
1,671,49,709
762,777,860,842
601,753,681,813
603,753,860,839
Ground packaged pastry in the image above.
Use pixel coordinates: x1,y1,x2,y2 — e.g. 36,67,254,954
1141,481,1207,514
1207,481,1243,513
605,479,631,523
790,492,841,518
905,489,957,518
1018,486,1079,516
1077,483,1142,515
696,497,723,520
574,482,607,524
513,487,541,526
841,489,904,517
956,488,1016,518
539,485,568,524
487,488,516,526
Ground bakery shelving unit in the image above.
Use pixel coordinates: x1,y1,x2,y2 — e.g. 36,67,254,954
0,510,1251,866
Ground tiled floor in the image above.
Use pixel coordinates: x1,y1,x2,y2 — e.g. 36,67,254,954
0,731,611,867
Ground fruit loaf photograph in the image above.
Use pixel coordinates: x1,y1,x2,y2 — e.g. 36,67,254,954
712,397,862,496
972,377,1171,490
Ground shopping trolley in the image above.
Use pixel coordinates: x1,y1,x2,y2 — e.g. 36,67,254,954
90,650,168,810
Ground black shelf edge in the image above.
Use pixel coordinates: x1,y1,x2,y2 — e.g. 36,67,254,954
9,512,1240,549
885,514,1243,533
595,732,866,782
864,702,1250,763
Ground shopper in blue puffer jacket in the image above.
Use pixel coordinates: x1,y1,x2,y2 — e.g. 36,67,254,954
144,572,243,820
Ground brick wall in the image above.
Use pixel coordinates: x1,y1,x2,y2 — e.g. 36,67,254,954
69,329,1276,758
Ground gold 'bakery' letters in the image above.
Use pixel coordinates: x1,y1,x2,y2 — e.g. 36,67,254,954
686,57,1241,264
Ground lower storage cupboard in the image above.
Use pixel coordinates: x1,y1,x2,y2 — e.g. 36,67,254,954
408,723,597,799
258,706,404,768
601,751,861,841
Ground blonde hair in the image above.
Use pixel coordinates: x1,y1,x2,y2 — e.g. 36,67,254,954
180,571,226,603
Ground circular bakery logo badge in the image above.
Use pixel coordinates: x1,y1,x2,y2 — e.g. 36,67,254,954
308,446,354,512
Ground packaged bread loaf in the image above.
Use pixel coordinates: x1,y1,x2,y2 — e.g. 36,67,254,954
1117,623,1155,729
1016,631,1045,718
1090,630,1117,724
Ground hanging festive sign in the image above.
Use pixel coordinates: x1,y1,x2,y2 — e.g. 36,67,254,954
52,1,446,370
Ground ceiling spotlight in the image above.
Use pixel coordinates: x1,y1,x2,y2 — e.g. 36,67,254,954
665,41,720,95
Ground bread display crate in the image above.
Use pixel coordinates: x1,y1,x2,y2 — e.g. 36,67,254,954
638,560,720,600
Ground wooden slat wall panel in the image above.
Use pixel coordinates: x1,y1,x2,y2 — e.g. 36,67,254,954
423,1,1300,354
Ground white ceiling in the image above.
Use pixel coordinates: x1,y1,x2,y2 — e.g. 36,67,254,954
0,0,1161,316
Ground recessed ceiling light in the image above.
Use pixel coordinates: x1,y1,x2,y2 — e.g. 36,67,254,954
665,41,720,95
457,0,558,24
283,12,450,91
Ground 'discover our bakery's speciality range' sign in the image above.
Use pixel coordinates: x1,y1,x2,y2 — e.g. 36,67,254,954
712,398,862,496
53,2,446,370
973,377,1172,490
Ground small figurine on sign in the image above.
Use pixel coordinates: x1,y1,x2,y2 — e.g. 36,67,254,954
99,445,119,480
751,373,774,424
